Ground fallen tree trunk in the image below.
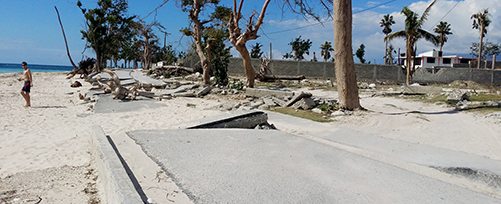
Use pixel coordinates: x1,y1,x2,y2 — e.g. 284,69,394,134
455,101,501,111
93,69,141,100
258,75,306,82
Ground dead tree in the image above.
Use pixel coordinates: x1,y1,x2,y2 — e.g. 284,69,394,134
228,0,271,88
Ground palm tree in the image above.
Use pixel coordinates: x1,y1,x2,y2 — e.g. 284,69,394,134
471,9,491,69
434,21,452,53
386,1,439,85
380,14,395,64
320,41,334,62
434,21,452,66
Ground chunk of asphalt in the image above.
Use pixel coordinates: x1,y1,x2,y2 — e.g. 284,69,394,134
187,111,269,129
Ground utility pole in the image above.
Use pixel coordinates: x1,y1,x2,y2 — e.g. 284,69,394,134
269,42,273,60
160,31,171,49
493,54,497,70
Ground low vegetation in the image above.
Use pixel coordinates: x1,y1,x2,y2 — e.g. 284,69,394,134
271,107,332,123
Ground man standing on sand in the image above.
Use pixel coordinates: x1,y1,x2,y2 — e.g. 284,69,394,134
19,61,33,107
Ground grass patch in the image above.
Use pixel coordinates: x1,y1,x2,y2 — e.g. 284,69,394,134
271,107,332,122
425,94,448,104
470,94,501,101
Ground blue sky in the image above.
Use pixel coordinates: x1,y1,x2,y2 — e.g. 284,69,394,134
0,0,499,65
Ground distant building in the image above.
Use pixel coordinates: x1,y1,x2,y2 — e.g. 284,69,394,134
398,50,475,68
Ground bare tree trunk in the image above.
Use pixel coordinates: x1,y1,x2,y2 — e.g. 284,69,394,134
189,1,211,85
384,38,388,65
478,27,484,69
193,36,210,85
54,6,78,69
405,38,412,85
334,0,361,110
236,45,256,87
144,36,150,70
96,51,103,72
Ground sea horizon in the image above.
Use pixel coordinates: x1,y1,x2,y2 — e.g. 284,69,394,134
0,63,73,74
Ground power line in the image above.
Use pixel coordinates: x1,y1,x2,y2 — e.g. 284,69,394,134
266,0,399,35
141,0,169,21
428,0,460,30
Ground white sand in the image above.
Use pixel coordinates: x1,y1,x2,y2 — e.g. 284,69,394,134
1,73,500,203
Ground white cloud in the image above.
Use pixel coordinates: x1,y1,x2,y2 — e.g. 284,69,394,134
245,0,500,63
391,0,501,55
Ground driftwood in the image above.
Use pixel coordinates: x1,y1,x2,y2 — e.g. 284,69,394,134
456,101,501,111
256,58,306,82
94,69,140,100
260,75,306,82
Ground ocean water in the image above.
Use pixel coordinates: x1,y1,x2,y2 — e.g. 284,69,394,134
0,63,73,74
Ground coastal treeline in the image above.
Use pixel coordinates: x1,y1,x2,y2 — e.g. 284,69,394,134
70,0,497,110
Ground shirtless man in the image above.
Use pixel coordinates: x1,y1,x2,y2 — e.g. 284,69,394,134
19,61,33,107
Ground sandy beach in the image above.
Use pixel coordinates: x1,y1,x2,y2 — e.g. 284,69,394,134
1,72,500,203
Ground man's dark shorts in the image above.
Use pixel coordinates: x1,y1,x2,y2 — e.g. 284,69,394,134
22,81,31,93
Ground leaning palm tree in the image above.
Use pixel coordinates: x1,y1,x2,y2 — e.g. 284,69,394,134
471,9,491,69
386,1,439,85
380,14,395,64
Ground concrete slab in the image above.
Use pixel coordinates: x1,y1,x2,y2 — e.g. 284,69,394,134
130,70,166,87
128,129,500,203
120,79,137,86
245,88,294,98
322,128,501,176
267,111,501,177
92,126,144,204
167,111,268,129
187,111,268,129
162,84,199,96
94,95,163,113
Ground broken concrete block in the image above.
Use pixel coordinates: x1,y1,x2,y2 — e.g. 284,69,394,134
272,97,287,107
164,84,199,95
292,98,316,110
369,83,376,89
447,91,469,104
284,92,313,107
358,82,369,89
258,104,271,110
312,108,323,114
245,88,294,98
172,92,197,97
138,91,155,98
331,110,353,117
187,111,269,129
196,86,212,97
249,100,265,109
263,98,277,107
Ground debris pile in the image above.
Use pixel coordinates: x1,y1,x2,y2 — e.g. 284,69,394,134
238,88,340,115
147,65,195,79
